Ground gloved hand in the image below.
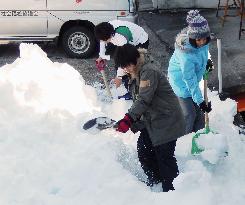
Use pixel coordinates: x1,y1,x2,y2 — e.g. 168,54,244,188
206,59,213,73
95,59,106,72
199,101,212,113
116,114,133,133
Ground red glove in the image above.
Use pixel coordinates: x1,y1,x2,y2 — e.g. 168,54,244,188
116,114,133,133
96,59,106,72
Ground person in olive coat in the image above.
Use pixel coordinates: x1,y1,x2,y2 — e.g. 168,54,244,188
114,44,185,192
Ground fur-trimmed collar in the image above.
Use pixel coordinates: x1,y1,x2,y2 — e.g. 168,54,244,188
136,48,154,69
175,28,196,53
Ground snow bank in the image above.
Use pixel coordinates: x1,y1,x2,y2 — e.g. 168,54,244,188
0,44,244,205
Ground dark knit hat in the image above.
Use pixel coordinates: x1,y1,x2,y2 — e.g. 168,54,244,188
186,10,210,39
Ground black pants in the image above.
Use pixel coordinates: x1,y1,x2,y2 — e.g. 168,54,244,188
137,129,178,192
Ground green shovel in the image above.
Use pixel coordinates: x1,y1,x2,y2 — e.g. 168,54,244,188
191,71,212,155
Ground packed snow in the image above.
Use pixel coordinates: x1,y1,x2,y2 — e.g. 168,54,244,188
0,44,244,205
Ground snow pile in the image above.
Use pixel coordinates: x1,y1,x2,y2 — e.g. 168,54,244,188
0,44,244,205
0,43,97,115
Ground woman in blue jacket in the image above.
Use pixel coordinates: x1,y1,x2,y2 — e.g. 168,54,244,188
168,10,212,134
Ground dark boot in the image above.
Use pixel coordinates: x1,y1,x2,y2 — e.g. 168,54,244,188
162,180,175,192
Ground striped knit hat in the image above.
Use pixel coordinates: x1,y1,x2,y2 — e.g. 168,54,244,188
186,10,210,39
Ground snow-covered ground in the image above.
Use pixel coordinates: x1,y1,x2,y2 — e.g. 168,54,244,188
0,44,244,205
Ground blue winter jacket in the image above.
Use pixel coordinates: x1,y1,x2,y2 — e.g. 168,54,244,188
168,29,209,105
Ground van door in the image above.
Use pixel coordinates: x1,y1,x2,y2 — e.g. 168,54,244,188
47,0,118,58
47,0,117,23
0,0,47,38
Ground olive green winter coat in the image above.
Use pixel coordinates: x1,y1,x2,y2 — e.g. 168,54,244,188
128,51,185,146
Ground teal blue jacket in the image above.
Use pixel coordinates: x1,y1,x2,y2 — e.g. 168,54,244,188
168,29,209,105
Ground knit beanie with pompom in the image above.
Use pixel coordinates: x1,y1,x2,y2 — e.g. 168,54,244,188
186,10,210,39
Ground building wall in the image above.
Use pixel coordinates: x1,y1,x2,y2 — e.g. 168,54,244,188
153,0,217,9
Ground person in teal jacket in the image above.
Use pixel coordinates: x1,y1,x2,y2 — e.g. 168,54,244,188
168,10,212,134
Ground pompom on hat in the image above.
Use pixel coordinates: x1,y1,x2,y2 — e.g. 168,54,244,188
186,10,210,39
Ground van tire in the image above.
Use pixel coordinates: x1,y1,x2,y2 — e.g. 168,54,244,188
62,26,96,58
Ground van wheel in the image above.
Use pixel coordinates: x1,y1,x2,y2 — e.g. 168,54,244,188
62,26,96,58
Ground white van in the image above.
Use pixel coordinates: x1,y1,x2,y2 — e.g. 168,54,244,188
0,0,137,58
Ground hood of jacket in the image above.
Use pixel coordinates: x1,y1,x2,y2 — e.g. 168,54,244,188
136,49,158,73
175,27,196,53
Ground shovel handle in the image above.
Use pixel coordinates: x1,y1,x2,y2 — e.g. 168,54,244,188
101,70,112,97
204,78,209,130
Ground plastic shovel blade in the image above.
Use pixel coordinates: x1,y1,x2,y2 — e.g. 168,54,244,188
83,117,116,130
191,126,216,155
191,131,205,155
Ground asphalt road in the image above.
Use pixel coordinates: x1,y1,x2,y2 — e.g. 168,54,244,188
140,9,245,96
